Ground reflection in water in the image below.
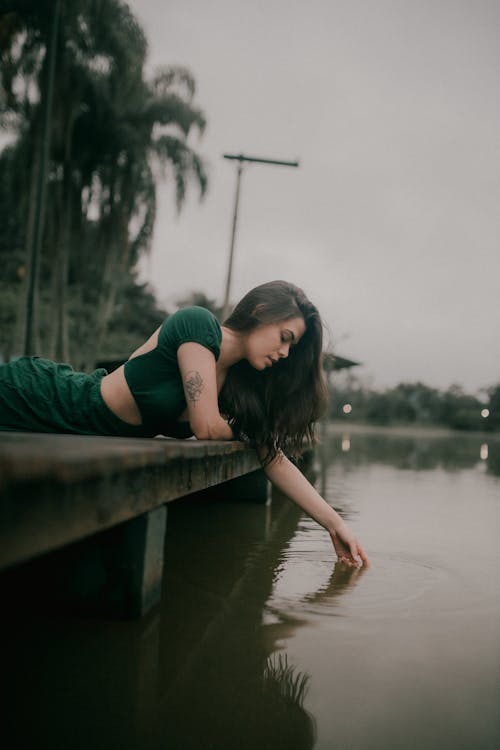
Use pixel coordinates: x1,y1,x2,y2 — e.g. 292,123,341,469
324,427,500,476
341,436,351,452
156,486,354,750
1,488,328,749
290,426,500,750
262,654,314,750
303,560,367,606
1,427,499,750
266,562,367,634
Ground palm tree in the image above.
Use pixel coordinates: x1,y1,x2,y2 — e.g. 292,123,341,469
72,60,208,364
0,0,208,364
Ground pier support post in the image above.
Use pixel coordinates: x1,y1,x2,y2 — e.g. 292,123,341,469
2,506,168,620
57,505,168,619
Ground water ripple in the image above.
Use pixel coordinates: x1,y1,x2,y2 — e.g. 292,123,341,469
268,549,455,619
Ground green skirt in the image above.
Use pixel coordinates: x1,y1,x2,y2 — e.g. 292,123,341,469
0,356,151,437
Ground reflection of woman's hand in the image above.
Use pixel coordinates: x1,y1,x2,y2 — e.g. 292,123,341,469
303,557,368,608
330,523,369,567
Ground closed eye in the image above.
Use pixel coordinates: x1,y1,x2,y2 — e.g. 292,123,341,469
281,329,295,345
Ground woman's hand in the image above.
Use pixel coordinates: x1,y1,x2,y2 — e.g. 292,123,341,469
330,523,369,568
262,452,370,567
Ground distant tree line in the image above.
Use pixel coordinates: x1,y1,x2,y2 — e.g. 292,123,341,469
329,377,500,433
0,0,207,368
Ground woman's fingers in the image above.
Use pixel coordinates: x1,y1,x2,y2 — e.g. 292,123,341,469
335,530,370,567
348,539,359,560
356,542,370,567
347,539,370,567
336,541,357,566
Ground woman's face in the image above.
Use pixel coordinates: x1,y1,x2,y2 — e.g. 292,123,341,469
245,315,306,370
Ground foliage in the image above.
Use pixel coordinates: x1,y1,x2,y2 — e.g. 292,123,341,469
101,277,168,356
485,383,500,431
173,290,224,320
328,374,499,432
0,1,207,366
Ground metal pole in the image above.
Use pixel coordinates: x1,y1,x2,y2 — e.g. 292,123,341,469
220,153,299,320
221,161,244,321
223,153,299,168
24,0,61,354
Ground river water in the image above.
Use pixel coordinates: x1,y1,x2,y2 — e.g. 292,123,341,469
2,426,500,749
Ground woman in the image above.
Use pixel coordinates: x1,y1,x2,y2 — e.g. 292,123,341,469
0,280,368,566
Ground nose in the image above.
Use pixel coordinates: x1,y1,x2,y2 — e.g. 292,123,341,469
278,343,290,359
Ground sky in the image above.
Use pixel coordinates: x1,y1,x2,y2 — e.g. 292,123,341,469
128,0,500,394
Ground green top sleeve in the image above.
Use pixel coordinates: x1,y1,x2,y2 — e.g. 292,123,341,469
158,306,222,361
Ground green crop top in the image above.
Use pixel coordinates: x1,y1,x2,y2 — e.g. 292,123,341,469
123,306,222,437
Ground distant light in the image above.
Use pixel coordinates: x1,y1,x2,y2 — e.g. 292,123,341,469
342,437,351,452
480,444,488,460
481,409,490,418
342,403,352,414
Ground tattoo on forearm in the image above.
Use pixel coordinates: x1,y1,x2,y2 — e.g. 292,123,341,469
185,370,204,403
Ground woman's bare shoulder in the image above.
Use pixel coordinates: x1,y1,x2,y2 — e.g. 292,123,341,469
128,325,162,360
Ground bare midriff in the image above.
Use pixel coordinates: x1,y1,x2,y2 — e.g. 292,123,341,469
99,326,226,428
100,366,143,425
99,326,162,426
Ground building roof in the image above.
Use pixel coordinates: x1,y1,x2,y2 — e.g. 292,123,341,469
323,352,361,372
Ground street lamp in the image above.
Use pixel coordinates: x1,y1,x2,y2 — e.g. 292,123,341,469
221,153,299,321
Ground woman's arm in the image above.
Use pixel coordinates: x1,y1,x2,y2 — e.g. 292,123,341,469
263,451,369,566
177,342,233,440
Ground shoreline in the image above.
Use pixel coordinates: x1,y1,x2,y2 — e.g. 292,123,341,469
326,420,499,441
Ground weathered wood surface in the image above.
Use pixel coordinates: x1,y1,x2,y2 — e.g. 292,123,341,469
0,431,255,483
0,432,261,572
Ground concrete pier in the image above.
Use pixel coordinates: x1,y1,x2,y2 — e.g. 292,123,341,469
0,432,264,618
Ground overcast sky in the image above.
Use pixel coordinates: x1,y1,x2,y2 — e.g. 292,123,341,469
129,0,500,394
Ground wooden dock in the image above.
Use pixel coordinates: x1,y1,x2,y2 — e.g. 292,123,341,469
0,432,264,618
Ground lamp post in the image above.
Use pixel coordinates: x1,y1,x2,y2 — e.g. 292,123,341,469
221,153,299,321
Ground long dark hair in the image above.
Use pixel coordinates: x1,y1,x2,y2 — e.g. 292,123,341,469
219,280,328,465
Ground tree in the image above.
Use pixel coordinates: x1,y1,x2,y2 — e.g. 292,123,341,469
174,290,224,320
485,383,500,432
327,375,492,431
0,1,208,365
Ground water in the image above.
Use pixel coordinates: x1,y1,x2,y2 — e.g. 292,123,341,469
2,426,500,749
